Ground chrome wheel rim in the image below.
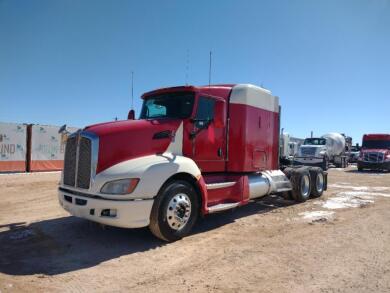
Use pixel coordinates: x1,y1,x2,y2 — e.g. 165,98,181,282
301,175,310,197
316,173,324,192
166,193,191,231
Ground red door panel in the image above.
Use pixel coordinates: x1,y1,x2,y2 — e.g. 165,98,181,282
190,96,226,172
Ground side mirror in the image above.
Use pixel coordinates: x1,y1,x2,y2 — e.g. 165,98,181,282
58,124,67,134
127,109,135,120
214,100,226,128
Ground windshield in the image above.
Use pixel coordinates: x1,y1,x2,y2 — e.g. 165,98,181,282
351,146,360,152
362,140,390,149
140,92,195,119
304,138,326,145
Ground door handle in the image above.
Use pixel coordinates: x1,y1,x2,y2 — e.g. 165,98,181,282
217,148,223,157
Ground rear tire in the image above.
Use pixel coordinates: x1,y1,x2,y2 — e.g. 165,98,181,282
290,168,311,202
281,191,293,200
149,180,199,242
282,167,294,179
309,167,325,198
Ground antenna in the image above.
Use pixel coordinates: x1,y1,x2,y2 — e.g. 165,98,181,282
131,71,134,110
185,49,189,86
208,50,212,86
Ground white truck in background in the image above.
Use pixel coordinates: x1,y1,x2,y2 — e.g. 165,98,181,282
295,133,350,170
280,132,302,165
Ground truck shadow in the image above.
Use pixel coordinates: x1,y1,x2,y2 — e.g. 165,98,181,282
345,169,389,174
0,195,295,276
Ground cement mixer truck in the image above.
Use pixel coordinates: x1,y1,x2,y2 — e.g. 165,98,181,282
295,133,349,170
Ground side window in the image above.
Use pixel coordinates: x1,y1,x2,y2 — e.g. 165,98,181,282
195,97,215,128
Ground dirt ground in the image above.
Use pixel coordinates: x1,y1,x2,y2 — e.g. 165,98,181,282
0,166,389,292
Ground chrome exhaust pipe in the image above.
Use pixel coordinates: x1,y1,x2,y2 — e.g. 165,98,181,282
248,174,272,199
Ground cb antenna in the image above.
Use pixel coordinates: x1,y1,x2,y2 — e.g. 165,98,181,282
208,50,212,86
185,49,189,86
131,71,134,110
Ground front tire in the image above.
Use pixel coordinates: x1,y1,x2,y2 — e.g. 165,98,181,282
149,180,199,242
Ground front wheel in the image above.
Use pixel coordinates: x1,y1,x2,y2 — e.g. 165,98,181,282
149,180,199,242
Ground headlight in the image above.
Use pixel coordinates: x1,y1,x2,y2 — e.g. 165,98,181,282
386,155,390,161
100,178,139,195
319,150,326,156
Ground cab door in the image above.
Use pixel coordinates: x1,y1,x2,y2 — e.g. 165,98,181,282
190,95,227,172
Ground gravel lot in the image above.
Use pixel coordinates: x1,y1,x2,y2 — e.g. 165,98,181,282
1,166,390,292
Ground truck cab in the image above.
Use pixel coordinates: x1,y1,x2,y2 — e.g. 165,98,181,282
295,138,329,170
58,84,327,241
357,134,390,172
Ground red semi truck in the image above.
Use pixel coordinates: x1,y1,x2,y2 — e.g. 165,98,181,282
58,84,327,241
357,134,390,172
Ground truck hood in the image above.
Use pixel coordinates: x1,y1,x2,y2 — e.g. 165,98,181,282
360,149,389,154
85,119,182,173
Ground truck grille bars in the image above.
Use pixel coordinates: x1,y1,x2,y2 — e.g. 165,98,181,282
63,136,77,186
63,131,98,189
300,147,317,156
363,152,385,163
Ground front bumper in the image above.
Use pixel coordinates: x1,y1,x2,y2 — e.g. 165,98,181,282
294,156,323,166
357,161,390,170
58,188,154,228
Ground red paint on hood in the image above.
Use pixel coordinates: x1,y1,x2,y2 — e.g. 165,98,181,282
361,149,389,153
85,119,181,173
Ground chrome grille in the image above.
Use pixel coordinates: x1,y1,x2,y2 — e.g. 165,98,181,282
63,136,77,186
363,152,384,163
77,137,91,189
63,132,95,189
300,147,317,156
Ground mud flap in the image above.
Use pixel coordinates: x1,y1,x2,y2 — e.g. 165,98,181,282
323,171,328,191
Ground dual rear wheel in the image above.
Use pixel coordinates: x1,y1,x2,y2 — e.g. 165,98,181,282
284,167,325,202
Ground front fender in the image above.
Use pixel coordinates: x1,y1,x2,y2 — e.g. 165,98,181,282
91,153,202,200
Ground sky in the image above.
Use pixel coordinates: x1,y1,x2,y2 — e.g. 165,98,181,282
1,0,389,144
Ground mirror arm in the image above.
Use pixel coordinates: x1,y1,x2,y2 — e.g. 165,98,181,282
189,120,212,140
190,128,203,140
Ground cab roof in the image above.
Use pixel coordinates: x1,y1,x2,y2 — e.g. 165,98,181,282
363,134,390,140
141,84,278,113
141,84,235,101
